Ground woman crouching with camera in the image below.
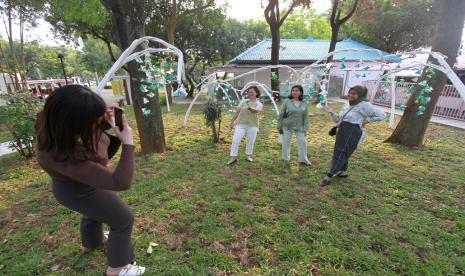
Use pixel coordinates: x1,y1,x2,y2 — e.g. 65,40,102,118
36,85,145,275
320,85,386,187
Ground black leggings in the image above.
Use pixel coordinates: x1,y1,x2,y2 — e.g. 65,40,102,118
52,180,134,267
328,121,362,177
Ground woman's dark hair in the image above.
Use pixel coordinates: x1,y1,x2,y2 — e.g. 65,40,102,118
288,84,304,101
247,85,261,98
36,85,107,161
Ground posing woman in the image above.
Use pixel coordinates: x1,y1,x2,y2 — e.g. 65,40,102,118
320,85,386,187
36,85,145,276
277,84,311,165
228,86,263,164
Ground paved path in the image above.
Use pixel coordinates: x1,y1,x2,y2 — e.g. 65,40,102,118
328,97,465,130
0,141,16,156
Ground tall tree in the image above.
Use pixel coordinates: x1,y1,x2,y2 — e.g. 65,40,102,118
0,0,45,91
385,0,465,146
263,0,310,93
148,0,215,104
342,0,436,52
101,0,166,154
1,0,21,90
327,0,359,63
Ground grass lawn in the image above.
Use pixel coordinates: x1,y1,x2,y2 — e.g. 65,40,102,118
0,127,10,143
1,102,464,275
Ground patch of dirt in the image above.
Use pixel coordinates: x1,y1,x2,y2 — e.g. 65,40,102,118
175,188,196,199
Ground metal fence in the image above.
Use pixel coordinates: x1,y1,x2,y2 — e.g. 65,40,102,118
363,80,465,121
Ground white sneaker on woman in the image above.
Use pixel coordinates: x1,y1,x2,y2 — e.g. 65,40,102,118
227,157,238,165
117,264,145,275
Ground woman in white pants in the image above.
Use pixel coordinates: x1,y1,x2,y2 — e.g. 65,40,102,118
228,86,263,165
277,85,311,165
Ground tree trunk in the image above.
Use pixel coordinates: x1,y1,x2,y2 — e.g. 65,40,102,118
184,72,195,98
101,0,166,154
6,2,21,91
327,0,358,63
327,26,339,63
385,0,465,146
164,22,176,105
270,23,280,97
19,14,29,91
0,40,13,93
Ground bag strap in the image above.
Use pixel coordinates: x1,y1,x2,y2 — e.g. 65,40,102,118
337,105,356,125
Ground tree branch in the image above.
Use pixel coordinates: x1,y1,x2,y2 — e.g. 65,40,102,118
340,0,359,24
330,0,339,27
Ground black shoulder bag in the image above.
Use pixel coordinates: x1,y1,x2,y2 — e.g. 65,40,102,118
328,106,355,136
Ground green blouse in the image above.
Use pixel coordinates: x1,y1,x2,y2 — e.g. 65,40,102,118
277,99,309,132
236,100,263,127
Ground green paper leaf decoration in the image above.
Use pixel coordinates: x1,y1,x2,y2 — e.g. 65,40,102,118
139,84,148,93
142,107,151,117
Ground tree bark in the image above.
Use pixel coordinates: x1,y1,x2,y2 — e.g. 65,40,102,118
385,0,465,146
327,27,339,63
19,12,29,91
6,1,21,91
327,0,359,63
101,0,166,154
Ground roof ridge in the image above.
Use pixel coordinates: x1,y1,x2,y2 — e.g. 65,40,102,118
228,39,268,64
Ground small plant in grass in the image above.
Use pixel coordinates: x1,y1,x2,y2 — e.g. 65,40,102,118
0,92,43,158
203,99,223,143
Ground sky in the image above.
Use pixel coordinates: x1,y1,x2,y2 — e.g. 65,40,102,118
218,0,332,21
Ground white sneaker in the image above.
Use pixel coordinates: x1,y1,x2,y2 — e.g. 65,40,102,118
245,156,253,162
227,157,237,165
118,264,145,276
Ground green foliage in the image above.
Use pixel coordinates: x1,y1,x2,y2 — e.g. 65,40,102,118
280,8,331,39
0,39,86,79
45,0,111,44
0,92,42,158
79,38,120,77
342,0,436,52
203,99,222,143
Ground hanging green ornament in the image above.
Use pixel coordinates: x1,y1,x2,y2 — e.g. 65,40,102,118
165,74,175,81
271,72,278,80
139,84,148,93
142,107,151,117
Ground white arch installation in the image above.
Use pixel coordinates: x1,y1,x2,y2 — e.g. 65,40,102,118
181,47,465,130
96,36,185,113
373,51,465,128
182,65,298,126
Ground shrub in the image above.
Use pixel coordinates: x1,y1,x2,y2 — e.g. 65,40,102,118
0,93,43,158
203,99,223,143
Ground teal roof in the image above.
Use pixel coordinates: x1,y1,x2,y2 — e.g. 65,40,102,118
229,37,398,64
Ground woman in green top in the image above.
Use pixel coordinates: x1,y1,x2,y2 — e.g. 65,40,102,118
277,85,311,165
228,86,263,165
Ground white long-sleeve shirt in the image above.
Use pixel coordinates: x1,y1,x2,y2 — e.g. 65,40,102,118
331,101,386,127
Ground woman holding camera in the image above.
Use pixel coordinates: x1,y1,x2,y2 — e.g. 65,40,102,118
36,85,145,275
228,86,263,164
320,85,386,187
277,84,311,165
